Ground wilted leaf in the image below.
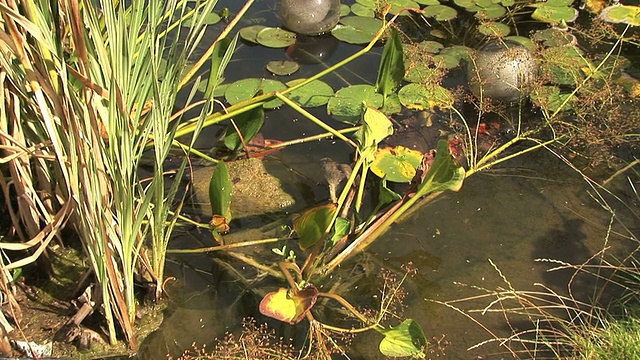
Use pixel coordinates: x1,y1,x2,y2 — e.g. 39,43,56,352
600,5,640,25
294,204,338,250
259,286,319,324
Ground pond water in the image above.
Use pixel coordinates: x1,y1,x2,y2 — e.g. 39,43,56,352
138,1,639,359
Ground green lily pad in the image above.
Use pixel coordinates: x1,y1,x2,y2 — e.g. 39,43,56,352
531,3,579,23
423,4,458,20
404,63,442,83
476,5,507,19
433,53,461,69
417,40,444,54
600,5,640,26
285,79,334,107
505,36,536,50
259,286,319,325
294,203,338,250
327,84,384,124
440,45,473,63
379,93,403,115
454,0,476,8
239,25,268,44
532,28,576,47
351,3,375,17
371,146,424,182
331,16,383,44
181,9,221,27
398,83,455,110
478,21,511,36
340,3,351,16
224,78,287,109
256,27,297,48
379,319,428,358
266,60,300,76
416,0,440,4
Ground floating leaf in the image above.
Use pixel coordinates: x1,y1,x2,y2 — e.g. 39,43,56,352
294,204,338,250
398,83,454,110
600,5,640,25
379,93,403,115
224,106,264,151
371,146,423,183
224,78,287,109
478,21,510,36
259,286,319,324
531,3,579,23
340,4,352,16
331,16,383,44
433,54,461,69
423,5,458,21
286,79,334,107
532,28,576,47
182,9,221,26
351,3,375,16
476,5,507,19
256,27,297,48
266,60,300,76
239,25,268,44
375,28,405,104
327,84,383,124
209,162,232,222
379,319,428,358
415,139,465,198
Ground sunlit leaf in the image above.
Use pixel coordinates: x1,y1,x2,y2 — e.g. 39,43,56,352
531,3,579,23
266,60,300,76
331,16,383,44
478,21,511,36
398,83,454,110
352,107,394,157
182,8,221,26
209,162,232,222
327,84,383,124
224,78,287,109
415,139,465,198
375,28,405,105
379,93,403,115
286,79,335,107
379,319,428,358
205,35,238,98
259,286,319,324
239,25,268,44
294,204,338,250
532,28,576,47
371,146,424,183
256,27,297,48
600,5,640,25
224,106,264,151
351,3,375,16
329,217,351,246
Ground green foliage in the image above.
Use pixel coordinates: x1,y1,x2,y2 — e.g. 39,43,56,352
259,286,319,325
285,79,335,107
205,35,238,98
209,161,232,222
375,28,405,106
331,16,383,44
415,140,465,197
327,84,384,124
223,106,265,151
379,319,428,358
293,204,338,250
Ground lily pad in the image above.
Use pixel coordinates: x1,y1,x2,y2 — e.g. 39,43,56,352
600,5,640,26
327,84,384,124
266,60,300,76
531,3,579,23
423,4,458,21
181,10,221,27
476,5,507,19
256,27,297,48
379,319,428,358
371,146,424,182
351,3,375,17
259,286,319,325
224,78,287,109
331,16,383,44
239,25,268,44
398,83,455,110
285,79,334,107
532,28,576,47
478,21,511,36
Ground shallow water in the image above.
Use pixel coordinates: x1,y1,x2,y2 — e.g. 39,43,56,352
139,1,640,358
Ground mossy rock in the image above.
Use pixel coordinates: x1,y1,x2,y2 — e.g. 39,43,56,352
191,158,295,218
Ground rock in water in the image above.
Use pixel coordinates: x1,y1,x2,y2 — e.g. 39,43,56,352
467,40,537,103
280,0,341,35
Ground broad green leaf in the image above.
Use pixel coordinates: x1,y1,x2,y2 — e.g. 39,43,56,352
327,84,383,124
286,79,335,107
266,60,300,76
531,4,579,23
530,85,574,112
351,3,376,17
371,146,423,183
239,25,268,44
329,217,351,246
478,21,511,36
294,204,338,250
259,286,319,324
423,5,458,21
223,106,265,151
375,28,405,105
415,139,465,198
398,83,454,110
224,78,287,109
352,107,394,158
600,5,640,26
379,93,403,115
532,28,576,47
209,162,232,221
375,179,402,212
331,16,383,44
379,319,428,358
416,0,440,4
256,27,297,48
205,35,238,99
476,5,507,19
182,8,221,26
340,4,352,16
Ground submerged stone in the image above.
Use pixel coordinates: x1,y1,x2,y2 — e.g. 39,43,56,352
191,158,295,218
